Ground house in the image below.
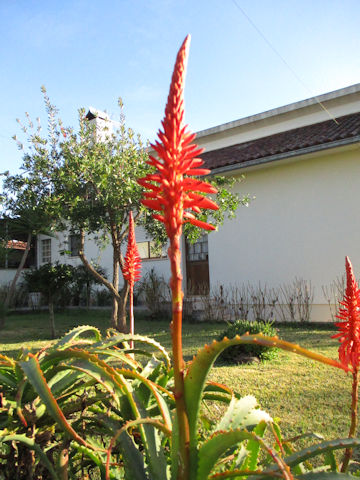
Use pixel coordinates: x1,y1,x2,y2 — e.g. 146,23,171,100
36,83,360,321
0,219,36,287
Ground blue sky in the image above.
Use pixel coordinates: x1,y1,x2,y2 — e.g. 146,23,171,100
1,0,360,176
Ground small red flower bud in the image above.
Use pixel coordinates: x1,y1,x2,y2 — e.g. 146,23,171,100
332,256,360,369
123,212,141,288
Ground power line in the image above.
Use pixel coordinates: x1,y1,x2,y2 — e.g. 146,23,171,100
231,0,339,125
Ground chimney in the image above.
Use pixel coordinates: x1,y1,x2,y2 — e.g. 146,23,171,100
85,107,113,142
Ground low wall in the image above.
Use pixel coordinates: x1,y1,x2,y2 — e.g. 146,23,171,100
0,269,17,287
184,296,336,323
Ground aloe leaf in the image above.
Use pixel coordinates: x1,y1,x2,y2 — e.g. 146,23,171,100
262,438,360,475
19,354,96,450
324,451,338,472
215,396,271,433
296,474,357,480
0,433,60,479
202,392,233,404
134,395,169,480
92,348,140,370
0,370,17,388
88,333,171,370
53,325,102,349
185,334,346,476
15,377,28,427
0,353,15,366
197,429,253,480
73,446,114,480
47,369,85,397
119,431,151,480
241,421,267,474
204,381,233,396
171,409,180,480
208,472,357,480
118,367,172,430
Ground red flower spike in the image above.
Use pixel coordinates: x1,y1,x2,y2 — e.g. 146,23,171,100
123,212,141,288
138,34,219,238
332,256,360,369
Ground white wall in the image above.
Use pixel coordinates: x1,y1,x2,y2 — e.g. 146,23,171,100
37,226,172,289
207,144,360,321
0,269,26,287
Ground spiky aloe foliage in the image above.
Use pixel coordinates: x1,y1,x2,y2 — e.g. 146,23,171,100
0,325,353,480
0,325,174,479
1,37,360,480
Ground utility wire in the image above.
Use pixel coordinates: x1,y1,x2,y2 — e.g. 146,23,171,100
231,0,339,125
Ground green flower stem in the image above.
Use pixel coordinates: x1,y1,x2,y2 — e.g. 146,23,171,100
341,367,359,472
129,286,134,350
169,234,190,480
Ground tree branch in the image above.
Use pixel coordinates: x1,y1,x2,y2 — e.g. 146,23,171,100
78,229,121,301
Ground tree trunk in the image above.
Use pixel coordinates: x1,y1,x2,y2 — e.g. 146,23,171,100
49,297,56,339
116,282,130,333
0,232,32,329
78,228,131,331
110,255,120,329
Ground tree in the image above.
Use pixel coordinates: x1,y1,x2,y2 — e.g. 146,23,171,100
58,102,150,331
0,213,49,327
8,89,251,332
23,262,74,338
0,91,61,327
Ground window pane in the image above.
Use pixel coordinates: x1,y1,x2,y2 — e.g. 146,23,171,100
41,239,51,263
137,242,149,259
150,242,163,258
69,234,81,257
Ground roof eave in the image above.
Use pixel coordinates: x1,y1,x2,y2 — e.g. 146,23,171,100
208,136,360,175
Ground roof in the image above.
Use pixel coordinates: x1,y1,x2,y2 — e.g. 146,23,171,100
196,83,360,139
86,107,110,121
201,112,360,172
6,240,27,250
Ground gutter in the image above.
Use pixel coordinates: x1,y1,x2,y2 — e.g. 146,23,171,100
209,135,360,175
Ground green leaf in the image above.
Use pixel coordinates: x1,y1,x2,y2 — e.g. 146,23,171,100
0,434,60,479
19,355,95,449
53,324,102,349
88,333,171,370
185,334,346,476
197,429,253,480
214,396,271,433
262,438,360,476
134,395,169,480
0,370,17,388
241,421,267,474
296,474,357,480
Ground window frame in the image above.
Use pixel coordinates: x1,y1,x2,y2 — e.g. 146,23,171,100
137,240,167,260
41,238,51,263
68,234,81,257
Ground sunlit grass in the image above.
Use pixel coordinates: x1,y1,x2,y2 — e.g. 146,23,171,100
0,310,348,442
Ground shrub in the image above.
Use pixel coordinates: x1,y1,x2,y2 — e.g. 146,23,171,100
218,319,279,362
136,268,171,317
95,287,112,306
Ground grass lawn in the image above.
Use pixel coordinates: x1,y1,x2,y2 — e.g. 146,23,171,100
0,309,351,444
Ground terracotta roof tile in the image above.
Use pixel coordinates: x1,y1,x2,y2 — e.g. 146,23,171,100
201,112,360,171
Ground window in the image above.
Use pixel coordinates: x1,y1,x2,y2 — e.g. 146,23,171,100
69,234,81,257
137,241,167,260
186,234,208,262
41,239,51,263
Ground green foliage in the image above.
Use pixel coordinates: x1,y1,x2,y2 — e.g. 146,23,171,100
23,262,74,301
218,319,279,362
0,326,354,479
70,264,106,307
136,268,171,317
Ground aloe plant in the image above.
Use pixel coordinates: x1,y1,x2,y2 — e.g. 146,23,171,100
1,36,360,480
